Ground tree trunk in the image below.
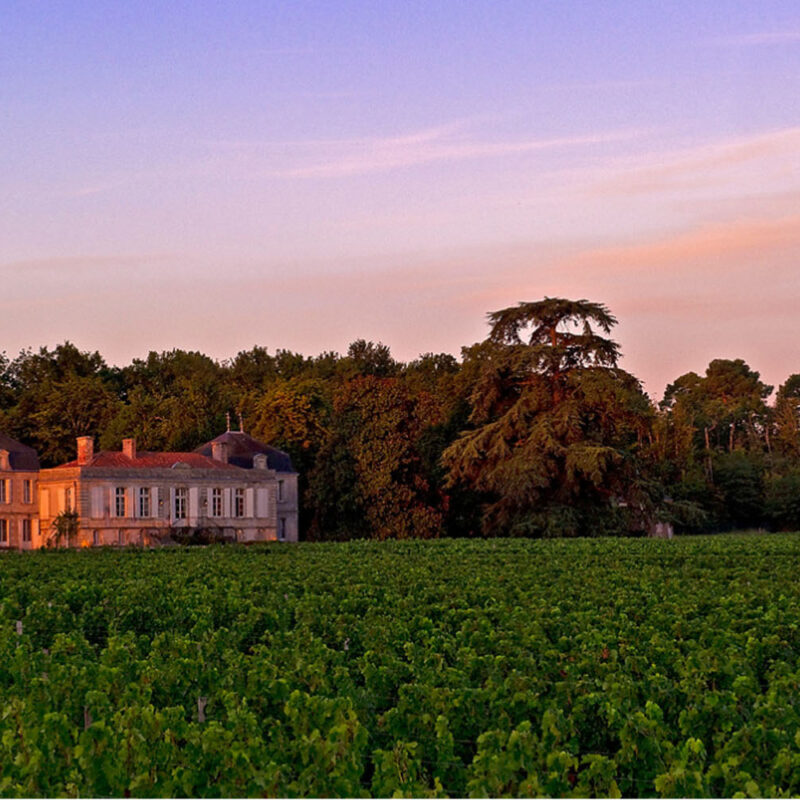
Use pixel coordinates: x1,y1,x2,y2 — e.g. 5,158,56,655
704,426,714,481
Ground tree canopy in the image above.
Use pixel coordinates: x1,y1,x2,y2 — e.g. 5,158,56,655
443,299,652,537
1,298,798,538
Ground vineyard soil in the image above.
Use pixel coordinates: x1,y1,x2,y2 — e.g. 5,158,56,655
2,535,800,797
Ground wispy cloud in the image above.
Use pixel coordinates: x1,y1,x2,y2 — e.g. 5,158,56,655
710,30,800,46
255,123,644,179
0,254,172,275
591,127,800,197
572,213,800,274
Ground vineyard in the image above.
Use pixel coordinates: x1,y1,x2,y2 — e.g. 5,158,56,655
2,536,800,797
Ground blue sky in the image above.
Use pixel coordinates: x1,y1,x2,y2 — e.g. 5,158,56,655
2,1,800,395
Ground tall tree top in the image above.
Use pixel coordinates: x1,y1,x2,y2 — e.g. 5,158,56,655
486,297,621,373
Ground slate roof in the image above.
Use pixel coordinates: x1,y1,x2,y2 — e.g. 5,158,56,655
54,452,239,470
0,433,40,471
196,431,295,472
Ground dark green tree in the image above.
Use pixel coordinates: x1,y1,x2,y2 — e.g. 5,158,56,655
774,374,800,459
307,376,444,540
443,298,653,537
1,344,120,464
662,360,771,458
341,340,398,379
104,350,230,451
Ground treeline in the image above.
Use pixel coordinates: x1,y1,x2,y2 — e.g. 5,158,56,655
1,297,799,538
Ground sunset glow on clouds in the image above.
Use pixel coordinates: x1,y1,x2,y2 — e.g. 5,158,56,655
2,1,800,398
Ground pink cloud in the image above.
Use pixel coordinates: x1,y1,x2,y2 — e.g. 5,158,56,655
573,213,800,273
263,125,644,179
592,127,800,197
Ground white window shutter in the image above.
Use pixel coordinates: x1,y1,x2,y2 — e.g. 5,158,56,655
189,487,199,522
151,486,159,518
256,488,268,518
90,487,103,519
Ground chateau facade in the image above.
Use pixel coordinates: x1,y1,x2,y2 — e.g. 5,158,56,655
1,431,298,549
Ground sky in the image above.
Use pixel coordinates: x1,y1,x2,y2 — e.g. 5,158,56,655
2,1,800,399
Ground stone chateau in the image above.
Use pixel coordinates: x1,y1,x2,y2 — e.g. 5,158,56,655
0,429,298,549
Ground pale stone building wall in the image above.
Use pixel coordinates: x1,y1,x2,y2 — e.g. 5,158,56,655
36,436,296,547
1,432,300,549
0,438,40,550
275,472,299,542
196,430,299,542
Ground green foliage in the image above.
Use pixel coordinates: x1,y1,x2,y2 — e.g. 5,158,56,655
343,339,399,378
307,377,444,540
249,378,330,469
2,300,799,538
2,344,119,465
765,469,800,530
444,298,654,536
773,374,800,458
103,350,229,452
713,452,765,530
1,536,800,796
662,359,771,456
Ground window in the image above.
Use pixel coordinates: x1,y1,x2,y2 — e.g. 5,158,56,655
277,480,284,502
0,519,7,544
234,488,245,518
93,530,99,546
278,517,286,541
211,488,222,517
138,487,151,518
65,487,73,512
174,488,187,520
23,480,31,504
114,487,126,517
118,530,125,546
0,479,7,503
22,519,31,543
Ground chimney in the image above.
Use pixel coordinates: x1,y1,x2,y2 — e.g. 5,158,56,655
211,441,229,464
76,436,94,465
122,438,137,460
